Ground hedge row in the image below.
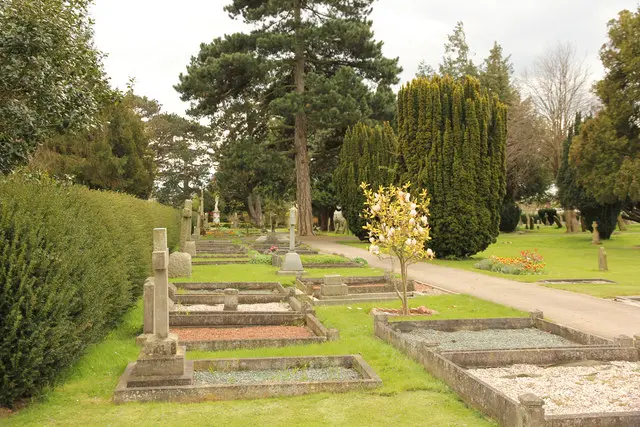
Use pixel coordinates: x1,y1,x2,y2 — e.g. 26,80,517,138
0,177,180,406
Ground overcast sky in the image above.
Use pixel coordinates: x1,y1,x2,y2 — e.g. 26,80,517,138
91,0,639,115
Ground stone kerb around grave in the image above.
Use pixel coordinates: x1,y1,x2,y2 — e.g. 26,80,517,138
373,312,640,426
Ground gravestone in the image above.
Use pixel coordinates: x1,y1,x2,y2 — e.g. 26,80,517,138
333,208,346,234
212,196,220,225
180,200,196,256
129,228,191,385
168,252,192,278
598,247,608,272
279,206,304,274
592,221,601,245
230,212,239,228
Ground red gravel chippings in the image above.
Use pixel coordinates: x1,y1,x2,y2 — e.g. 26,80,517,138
171,326,315,341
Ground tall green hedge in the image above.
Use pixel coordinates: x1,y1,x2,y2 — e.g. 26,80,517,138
334,122,397,240
0,177,179,406
396,76,507,258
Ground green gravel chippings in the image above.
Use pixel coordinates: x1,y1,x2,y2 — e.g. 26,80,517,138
195,367,361,385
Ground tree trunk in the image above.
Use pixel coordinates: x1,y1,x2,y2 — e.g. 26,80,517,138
247,192,263,227
293,0,313,236
400,261,409,315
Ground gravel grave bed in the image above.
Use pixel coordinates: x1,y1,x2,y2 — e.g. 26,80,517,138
467,362,640,415
402,328,580,351
173,302,292,312
194,367,360,385
178,289,278,295
172,326,314,341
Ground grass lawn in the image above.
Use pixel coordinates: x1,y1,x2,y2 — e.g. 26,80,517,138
3,288,523,426
338,225,640,299
170,264,387,287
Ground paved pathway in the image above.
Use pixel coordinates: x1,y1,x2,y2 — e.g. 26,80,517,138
302,236,640,340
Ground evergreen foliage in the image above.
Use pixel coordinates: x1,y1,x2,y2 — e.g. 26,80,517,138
0,176,179,406
499,199,521,232
0,0,107,174
537,208,558,225
396,76,507,258
558,114,621,239
334,122,397,239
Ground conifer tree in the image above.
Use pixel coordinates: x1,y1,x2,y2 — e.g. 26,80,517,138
397,76,506,258
334,122,397,239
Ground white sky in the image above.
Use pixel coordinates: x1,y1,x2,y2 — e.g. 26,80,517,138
91,0,639,115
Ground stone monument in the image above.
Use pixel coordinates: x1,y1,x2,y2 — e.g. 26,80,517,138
180,200,196,256
333,208,346,234
212,196,220,225
127,228,193,387
598,247,608,272
278,206,304,275
592,221,601,245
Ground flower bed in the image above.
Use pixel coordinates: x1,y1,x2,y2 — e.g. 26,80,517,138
474,249,545,275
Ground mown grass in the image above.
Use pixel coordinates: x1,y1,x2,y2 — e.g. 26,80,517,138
339,225,640,299
4,262,527,426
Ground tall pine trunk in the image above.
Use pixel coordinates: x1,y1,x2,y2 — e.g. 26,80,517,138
293,0,313,236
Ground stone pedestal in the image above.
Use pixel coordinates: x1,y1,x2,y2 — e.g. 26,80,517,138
592,221,601,245
278,252,304,274
224,288,239,311
518,393,545,427
321,275,348,296
180,200,193,252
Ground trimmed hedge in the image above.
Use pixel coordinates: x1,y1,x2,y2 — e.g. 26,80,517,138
0,177,179,406
537,208,557,226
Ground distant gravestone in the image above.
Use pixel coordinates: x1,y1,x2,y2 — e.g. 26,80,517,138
333,208,346,234
592,221,601,245
598,247,608,272
180,200,193,252
213,196,220,225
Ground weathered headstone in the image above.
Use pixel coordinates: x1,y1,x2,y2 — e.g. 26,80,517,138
598,247,608,271
143,279,154,334
230,212,239,228
129,228,191,385
168,252,192,278
592,221,601,245
518,393,545,427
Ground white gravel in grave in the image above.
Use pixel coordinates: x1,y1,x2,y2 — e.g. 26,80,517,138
467,362,640,415
173,302,292,312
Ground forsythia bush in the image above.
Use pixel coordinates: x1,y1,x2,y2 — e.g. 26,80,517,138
0,176,180,406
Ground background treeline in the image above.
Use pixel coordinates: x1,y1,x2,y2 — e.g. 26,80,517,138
0,176,180,406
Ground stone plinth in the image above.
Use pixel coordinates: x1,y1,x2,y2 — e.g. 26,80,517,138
324,275,343,286
168,252,192,278
278,252,304,275
224,288,239,311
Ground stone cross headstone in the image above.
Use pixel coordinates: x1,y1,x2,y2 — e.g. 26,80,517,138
598,247,608,271
592,221,601,245
152,228,170,338
180,199,193,251
278,206,304,274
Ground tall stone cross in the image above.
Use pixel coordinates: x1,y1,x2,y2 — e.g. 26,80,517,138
152,228,170,338
180,199,193,252
289,206,297,251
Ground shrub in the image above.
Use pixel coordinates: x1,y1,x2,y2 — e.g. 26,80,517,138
474,249,545,275
537,208,557,226
0,177,179,407
499,199,521,232
248,250,271,265
299,254,350,264
352,257,368,266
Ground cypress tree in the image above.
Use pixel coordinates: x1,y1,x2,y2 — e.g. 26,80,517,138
396,76,506,258
334,122,397,239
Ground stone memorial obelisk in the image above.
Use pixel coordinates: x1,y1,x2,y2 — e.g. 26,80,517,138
278,206,304,274
212,196,220,225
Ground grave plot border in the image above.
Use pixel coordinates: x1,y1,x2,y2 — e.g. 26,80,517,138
176,313,339,351
374,313,640,427
114,354,381,404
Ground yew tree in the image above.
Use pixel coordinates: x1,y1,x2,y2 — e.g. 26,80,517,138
176,0,400,235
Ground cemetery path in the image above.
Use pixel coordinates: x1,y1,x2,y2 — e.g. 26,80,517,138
302,236,640,340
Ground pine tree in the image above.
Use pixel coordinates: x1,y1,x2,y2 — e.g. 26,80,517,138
396,76,506,258
334,122,397,239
